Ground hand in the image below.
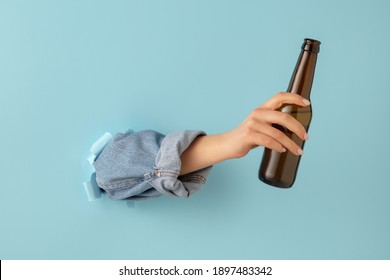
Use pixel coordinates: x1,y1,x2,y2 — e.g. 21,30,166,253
223,92,310,158
180,92,310,175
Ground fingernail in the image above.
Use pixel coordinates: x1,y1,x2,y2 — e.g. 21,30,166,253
298,148,304,155
304,133,309,140
281,147,287,153
302,98,311,105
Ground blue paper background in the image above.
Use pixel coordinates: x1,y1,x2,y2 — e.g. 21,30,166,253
1,0,389,259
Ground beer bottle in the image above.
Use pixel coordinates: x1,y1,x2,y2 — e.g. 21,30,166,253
258,38,321,188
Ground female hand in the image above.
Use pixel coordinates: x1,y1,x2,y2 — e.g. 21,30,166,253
223,92,310,159
180,92,310,175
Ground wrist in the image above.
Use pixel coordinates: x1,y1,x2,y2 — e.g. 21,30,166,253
215,131,240,161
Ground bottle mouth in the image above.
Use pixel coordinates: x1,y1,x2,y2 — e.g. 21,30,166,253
302,38,321,53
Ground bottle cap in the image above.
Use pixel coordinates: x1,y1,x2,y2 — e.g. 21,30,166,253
302,38,321,53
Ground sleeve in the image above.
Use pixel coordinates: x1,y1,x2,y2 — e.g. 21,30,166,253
93,129,212,200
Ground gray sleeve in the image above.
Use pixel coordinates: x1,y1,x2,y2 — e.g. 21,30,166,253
93,130,212,200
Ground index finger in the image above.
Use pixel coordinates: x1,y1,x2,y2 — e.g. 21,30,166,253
259,92,311,110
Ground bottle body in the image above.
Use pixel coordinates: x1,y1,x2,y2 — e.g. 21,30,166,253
258,38,320,188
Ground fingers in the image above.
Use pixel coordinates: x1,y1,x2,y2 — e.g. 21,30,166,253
247,130,287,153
231,92,310,157
246,108,308,156
250,109,307,141
251,120,303,155
259,92,310,110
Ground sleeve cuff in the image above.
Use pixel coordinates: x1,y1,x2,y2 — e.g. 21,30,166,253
150,130,212,197
94,129,212,200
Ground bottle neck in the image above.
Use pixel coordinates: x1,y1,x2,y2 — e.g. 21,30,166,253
287,49,318,100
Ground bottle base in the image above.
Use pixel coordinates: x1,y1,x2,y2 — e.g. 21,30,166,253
258,175,293,189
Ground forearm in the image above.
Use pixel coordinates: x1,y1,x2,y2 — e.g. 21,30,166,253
179,133,234,175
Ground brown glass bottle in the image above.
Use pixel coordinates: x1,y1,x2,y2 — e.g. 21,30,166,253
258,38,321,188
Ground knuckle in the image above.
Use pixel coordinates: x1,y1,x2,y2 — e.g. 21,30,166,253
247,110,256,121
247,108,264,122
246,119,255,129
242,126,252,137
278,91,290,101
280,112,291,122
266,138,275,147
273,129,285,140
275,130,286,139
249,108,261,117
259,136,272,147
